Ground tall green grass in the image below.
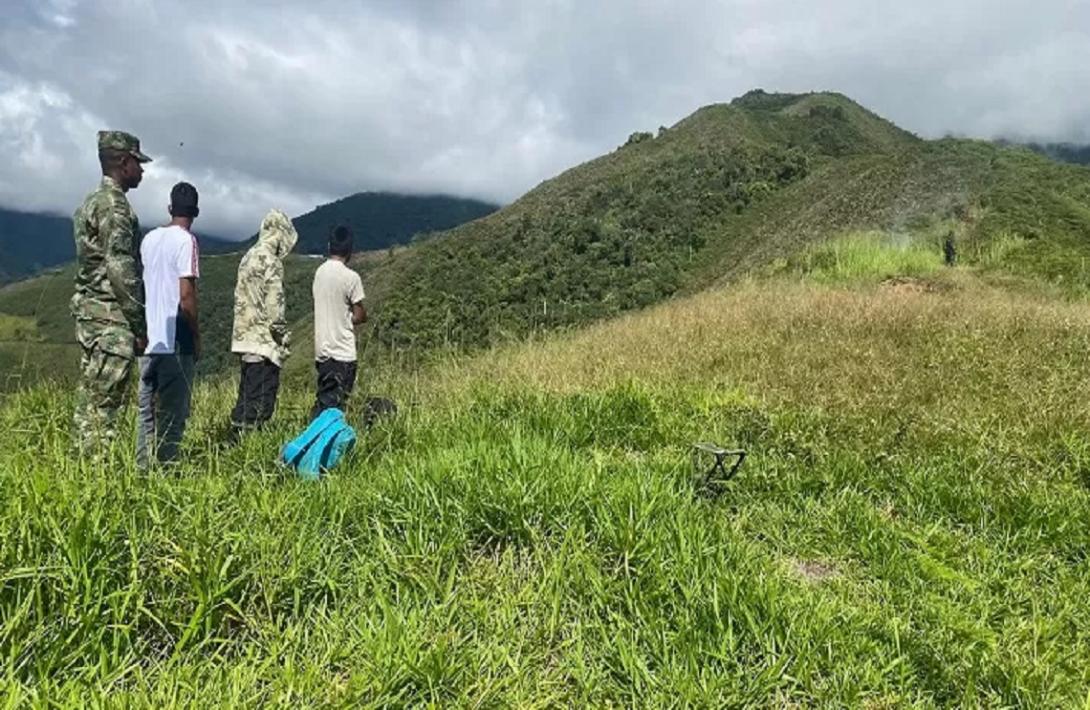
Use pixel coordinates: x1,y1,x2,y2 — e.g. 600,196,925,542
2,276,1090,706
973,230,1030,268
781,230,944,283
0,314,38,341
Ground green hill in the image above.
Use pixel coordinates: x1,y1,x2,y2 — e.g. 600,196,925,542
371,91,1090,347
0,253,315,389
3,90,1090,389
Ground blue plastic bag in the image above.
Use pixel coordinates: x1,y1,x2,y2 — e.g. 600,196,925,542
280,408,357,480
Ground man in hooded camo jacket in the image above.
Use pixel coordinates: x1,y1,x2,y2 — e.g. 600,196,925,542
228,208,298,435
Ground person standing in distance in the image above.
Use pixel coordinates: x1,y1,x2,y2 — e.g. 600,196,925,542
136,182,202,467
229,209,298,436
71,130,150,458
310,225,366,420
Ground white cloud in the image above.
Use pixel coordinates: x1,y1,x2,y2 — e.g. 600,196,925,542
0,0,1087,237
0,75,101,214
0,71,331,235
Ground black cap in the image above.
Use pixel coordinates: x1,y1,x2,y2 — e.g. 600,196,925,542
170,182,199,219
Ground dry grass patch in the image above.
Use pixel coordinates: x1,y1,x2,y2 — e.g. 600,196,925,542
436,277,1090,434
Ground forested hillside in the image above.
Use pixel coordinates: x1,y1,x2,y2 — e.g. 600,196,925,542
372,91,1090,347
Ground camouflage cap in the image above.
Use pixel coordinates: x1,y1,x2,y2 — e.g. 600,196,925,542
97,130,152,163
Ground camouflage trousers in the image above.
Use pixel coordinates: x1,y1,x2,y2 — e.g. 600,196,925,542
73,321,134,458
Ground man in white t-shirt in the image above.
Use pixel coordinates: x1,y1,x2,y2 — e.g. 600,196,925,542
310,225,366,420
136,182,201,467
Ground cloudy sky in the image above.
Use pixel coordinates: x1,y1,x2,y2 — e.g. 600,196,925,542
1,0,1087,238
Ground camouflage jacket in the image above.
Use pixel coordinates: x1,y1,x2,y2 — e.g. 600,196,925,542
70,176,145,342
231,209,298,366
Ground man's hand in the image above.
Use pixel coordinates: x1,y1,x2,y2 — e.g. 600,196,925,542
178,276,200,362
134,336,147,355
179,278,201,364
270,322,289,345
351,302,367,326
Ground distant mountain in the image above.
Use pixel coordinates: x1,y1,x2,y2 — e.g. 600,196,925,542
190,233,242,256
1022,142,1090,167
287,192,499,254
994,139,1090,167
0,207,238,284
1,191,499,284
0,209,72,283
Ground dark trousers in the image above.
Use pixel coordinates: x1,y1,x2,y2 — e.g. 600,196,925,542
136,354,195,467
311,359,357,420
230,359,281,430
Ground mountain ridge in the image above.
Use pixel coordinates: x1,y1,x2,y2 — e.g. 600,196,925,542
0,191,499,285
286,191,498,254
371,90,1090,347
3,90,1089,390
0,206,239,284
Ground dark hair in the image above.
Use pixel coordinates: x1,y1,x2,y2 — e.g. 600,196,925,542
329,225,353,258
169,182,200,219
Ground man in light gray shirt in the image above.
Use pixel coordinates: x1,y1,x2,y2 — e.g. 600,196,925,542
311,225,366,420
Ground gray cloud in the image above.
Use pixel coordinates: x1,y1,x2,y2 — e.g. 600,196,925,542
0,0,1087,237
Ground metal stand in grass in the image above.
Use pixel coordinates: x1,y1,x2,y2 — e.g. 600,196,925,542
691,442,746,496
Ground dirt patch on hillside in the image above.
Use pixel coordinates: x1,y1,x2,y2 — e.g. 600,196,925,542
880,275,955,294
787,558,840,584
881,276,932,294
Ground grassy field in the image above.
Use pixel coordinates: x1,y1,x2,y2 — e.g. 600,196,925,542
3,235,1090,706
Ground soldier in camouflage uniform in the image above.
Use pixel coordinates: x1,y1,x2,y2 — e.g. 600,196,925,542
71,130,151,457
229,208,298,435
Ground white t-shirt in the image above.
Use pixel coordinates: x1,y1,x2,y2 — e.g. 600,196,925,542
141,225,199,355
312,259,365,362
